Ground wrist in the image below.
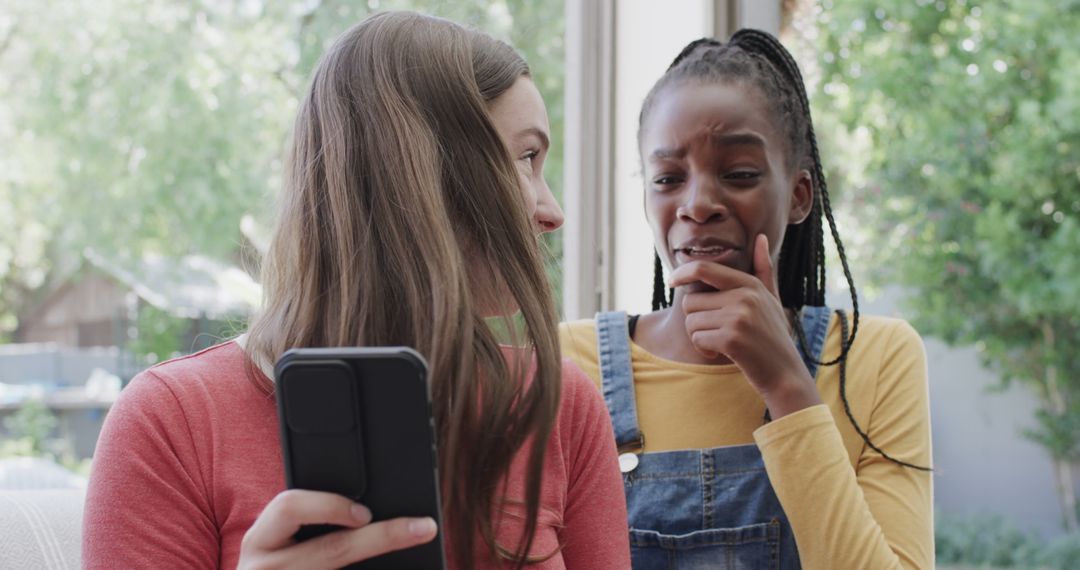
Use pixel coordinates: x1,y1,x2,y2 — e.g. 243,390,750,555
761,372,822,420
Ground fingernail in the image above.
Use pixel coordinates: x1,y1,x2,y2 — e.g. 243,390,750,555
408,518,437,537
351,503,371,523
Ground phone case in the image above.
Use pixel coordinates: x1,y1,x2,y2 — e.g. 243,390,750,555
276,347,446,570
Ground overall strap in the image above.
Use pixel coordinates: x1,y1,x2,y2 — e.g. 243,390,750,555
796,305,833,378
595,311,644,453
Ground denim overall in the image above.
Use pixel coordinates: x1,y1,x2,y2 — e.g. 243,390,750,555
596,306,833,569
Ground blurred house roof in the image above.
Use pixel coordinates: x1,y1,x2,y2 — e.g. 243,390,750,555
82,249,260,319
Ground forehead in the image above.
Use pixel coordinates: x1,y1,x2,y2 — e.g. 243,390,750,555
640,81,782,155
486,77,550,136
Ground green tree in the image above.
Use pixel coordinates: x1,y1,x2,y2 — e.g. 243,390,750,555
811,0,1080,530
0,0,564,344
1,397,57,456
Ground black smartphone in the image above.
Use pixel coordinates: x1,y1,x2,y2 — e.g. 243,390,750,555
275,347,446,570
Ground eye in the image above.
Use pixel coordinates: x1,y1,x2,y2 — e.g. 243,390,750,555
725,170,762,184
651,174,684,189
519,149,539,166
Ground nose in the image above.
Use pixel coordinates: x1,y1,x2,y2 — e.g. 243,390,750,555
677,176,729,224
534,180,565,233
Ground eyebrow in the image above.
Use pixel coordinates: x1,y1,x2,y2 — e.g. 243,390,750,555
711,132,767,148
516,127,550,151
649,132,767,161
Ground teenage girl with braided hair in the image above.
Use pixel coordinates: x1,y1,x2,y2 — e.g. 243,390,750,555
560,30,933,569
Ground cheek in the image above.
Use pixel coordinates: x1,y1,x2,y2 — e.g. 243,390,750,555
644,194,678,264
645,192,676,229
735,190,785,233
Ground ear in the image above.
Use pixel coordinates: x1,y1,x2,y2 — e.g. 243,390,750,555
787,169,814,225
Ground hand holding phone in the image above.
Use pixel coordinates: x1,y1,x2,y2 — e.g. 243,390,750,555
273,347,446,569
237,489,438,570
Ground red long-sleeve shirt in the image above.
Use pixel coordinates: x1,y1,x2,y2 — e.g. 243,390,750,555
83,341,630,569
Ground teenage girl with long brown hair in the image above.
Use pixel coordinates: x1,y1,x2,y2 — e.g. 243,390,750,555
84,12,630,569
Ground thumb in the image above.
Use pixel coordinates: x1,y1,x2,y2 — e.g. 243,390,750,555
753,233,780,299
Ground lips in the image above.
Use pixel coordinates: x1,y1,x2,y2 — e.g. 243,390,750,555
672,237,743,267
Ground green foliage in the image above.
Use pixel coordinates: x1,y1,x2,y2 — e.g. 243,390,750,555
126,303,192,364
2,398,57,456
935,511,1041,567
0,0,564,337
813,1,1080,467
0,397,92,476
1042,533,1080,570
935,510,1080,569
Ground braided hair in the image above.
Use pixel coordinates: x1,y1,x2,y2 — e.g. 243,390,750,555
640,30,929,471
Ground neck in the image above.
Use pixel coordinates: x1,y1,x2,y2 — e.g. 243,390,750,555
636,290,734,365
634,290,795,366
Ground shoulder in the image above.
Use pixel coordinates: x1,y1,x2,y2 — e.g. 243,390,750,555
554,358,609,439
828,313,925,364
146,339,251,385
559,318,597,335
116,340,261,424
558,319,598,354
553,358,617,482
826,313,928,408
558,318,606,389
864,315,925,368
94,343,250,481
855,314,922,344
556,358,601,412
139,340,258,394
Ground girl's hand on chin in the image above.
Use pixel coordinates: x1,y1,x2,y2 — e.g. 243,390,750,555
670,233,822,419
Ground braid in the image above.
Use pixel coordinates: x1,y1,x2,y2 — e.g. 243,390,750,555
670,38,722,67
640,30,925,471
835,310,932,471
732,30,917,467
651,251,671,311
729,29,859,364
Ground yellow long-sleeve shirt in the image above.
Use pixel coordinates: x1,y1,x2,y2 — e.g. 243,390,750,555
560,313,934,570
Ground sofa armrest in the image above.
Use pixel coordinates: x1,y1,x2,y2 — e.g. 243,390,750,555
0,489,86,570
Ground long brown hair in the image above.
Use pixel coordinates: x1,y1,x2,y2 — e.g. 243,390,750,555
244,11,562,567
